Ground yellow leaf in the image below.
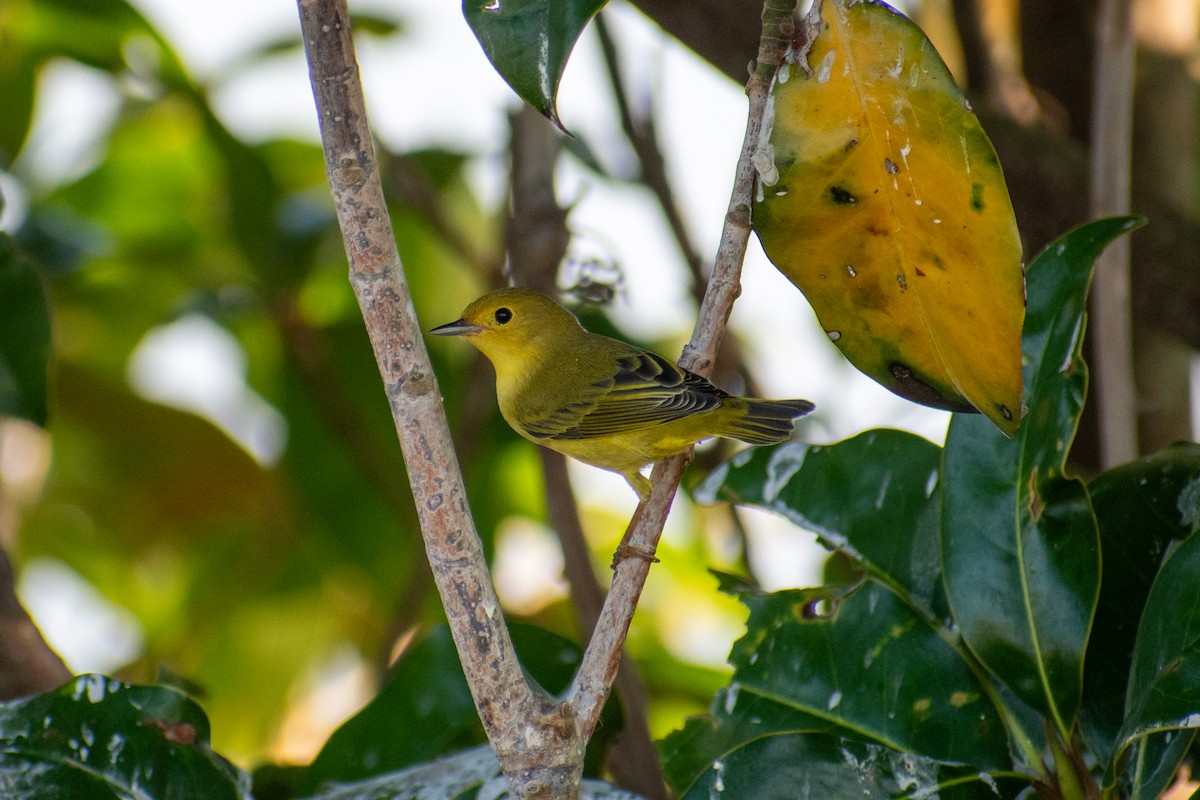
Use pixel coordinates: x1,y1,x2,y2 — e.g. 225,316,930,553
753,0,1024,435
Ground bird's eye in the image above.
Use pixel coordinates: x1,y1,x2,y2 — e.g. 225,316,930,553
494,307,513,324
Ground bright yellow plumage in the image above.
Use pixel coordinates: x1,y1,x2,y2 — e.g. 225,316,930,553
431,288,814,499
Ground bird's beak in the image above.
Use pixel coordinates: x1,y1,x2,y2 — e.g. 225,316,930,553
429,319,482,337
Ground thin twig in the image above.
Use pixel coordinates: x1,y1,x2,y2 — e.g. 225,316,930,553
1089,0,1138,467
570,0,798,740
593,12,707,303
296,3,582,796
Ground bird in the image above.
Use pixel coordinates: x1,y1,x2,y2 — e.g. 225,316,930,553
431,288,814,501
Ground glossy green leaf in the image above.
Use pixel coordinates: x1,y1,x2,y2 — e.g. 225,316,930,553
463,0,608,129
0,234,51,425
941,218,1141,737
678,732,1023,800
302,745,499,800
660,684,837,793
699,429,945,616
1082,443,1200,761
1114,729,1197,800
726,580,1009,769
0,675,248,800
1115,530,1200,757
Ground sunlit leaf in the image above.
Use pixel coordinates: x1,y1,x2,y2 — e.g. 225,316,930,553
463,0,608,129
0,234,51,426
0,675,249,800
753,0,1024,432
941,217,1142,738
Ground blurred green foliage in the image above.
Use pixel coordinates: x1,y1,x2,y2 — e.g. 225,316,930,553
0,0,729,770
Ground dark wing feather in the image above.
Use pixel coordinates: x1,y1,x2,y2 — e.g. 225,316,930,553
521,352,728,440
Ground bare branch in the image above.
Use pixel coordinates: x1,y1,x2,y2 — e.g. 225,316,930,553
0,547,70,700
296,3,581,796
1089,0,1138,467
570,0,798,740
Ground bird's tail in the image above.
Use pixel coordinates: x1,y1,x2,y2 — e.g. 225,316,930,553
723,398,815,445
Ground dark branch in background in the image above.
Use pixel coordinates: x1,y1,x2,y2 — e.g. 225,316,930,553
296,3,582,797
0,547,70,700
505,105,667,799
593,14,705,301
570,0,798,741
1088,0,1138,468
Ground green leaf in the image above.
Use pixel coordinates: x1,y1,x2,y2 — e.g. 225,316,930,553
725,580,1010,769
1082,443,1200,761
0,234,52,425
462,0,608,129
301,745,499,800
1115,530,1200,759
0,675,249,800
677,732,1023,800
699,429,945,616
941,217,1143,736
289,623,618,795
660,685,838,793
1116,729,1197,800
0,48,37,165
292,627,484,796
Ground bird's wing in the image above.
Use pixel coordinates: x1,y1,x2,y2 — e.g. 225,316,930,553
521,351,728,440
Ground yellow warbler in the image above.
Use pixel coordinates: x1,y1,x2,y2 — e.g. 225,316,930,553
432,288,814,499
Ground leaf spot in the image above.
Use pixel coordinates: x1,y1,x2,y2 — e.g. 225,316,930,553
884,157,900,174
828,185,858,205
970,182,986,212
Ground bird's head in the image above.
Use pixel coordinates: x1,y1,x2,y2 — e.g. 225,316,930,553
430,287,583,368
